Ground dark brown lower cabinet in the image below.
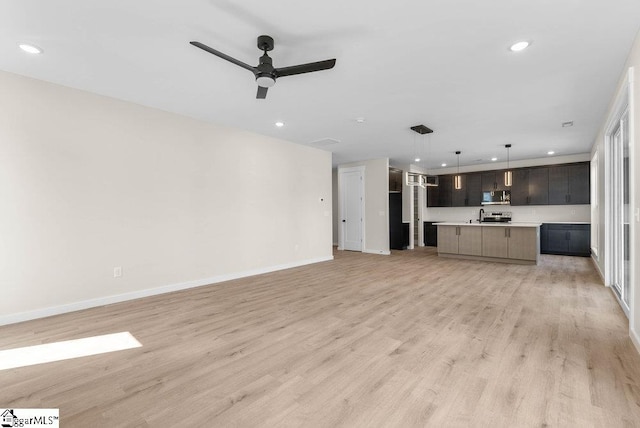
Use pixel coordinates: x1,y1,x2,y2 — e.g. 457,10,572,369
540,223,590,256
424,222,438,246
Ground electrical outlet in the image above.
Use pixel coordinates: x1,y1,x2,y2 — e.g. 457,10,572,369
113,267,122,278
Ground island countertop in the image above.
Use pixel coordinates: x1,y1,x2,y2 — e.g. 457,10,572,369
436,221,540,265
435,222,542,228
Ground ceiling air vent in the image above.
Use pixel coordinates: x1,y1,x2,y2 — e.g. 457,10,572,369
310,138,341,147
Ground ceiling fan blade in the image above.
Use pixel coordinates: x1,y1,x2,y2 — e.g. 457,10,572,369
256,86,268,99
190,41,256,73
275,59,336,77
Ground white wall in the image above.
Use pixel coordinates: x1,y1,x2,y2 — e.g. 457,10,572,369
424,205,590,223
591,28,640,352
0,71,333,325
338,158,390,255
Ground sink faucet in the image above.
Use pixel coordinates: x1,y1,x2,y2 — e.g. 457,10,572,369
478,208,484,223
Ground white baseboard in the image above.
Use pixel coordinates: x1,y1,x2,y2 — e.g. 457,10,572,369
591,255,605,284
631,328,640,355
0,255,334,326
363,249,391,256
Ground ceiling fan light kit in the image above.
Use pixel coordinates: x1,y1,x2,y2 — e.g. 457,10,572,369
256,76,275,88
190,35,336,99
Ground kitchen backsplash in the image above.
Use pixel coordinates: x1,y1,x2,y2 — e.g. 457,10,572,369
424,204,590,223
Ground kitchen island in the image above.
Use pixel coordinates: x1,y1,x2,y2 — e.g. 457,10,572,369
436,222,541,265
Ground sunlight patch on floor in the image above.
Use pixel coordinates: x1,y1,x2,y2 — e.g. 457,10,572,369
0,332,142,370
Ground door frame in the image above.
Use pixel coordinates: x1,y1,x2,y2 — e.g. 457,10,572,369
338,166,366,252
603,67,634,319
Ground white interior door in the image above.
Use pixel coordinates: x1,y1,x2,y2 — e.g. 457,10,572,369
341,169,364,251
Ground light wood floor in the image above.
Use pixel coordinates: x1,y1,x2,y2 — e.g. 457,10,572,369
1,247,640,427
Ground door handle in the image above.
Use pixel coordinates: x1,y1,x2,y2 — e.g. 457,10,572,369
505,228,508,237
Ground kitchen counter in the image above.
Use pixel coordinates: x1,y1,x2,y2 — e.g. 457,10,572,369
436,222,540,265
434,221,542,228
541,221,590,224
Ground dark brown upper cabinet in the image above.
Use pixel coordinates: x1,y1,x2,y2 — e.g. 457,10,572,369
389,168,403,193
481,170,509,192
548,163,590,205
451,173,482,207
511,167,549,205
427,162,589,208
427,175,452,207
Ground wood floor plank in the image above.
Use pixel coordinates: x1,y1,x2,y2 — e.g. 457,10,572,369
1,247,640,427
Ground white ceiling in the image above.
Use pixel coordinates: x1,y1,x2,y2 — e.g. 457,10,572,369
2,0,639,169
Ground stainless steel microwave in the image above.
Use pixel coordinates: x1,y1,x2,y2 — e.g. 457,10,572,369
481,190,511,205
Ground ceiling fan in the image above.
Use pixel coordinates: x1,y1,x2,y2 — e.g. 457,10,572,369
190,35,336,99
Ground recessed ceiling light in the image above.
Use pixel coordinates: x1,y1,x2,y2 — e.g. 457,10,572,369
562,121,573,127
509,41,530,52
275,121,284,127
547,151,555,155
19,43,42,54
414,157,421,162
355,117,366,123
441,163,447,167
491,157,498,161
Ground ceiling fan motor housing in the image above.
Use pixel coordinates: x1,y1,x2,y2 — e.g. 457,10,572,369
257,35,274,52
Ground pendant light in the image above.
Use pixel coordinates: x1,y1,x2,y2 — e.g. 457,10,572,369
406,124,437,188
504,144,512,187
454,151,462,190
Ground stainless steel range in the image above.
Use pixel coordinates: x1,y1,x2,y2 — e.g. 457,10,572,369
481,211,512,223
